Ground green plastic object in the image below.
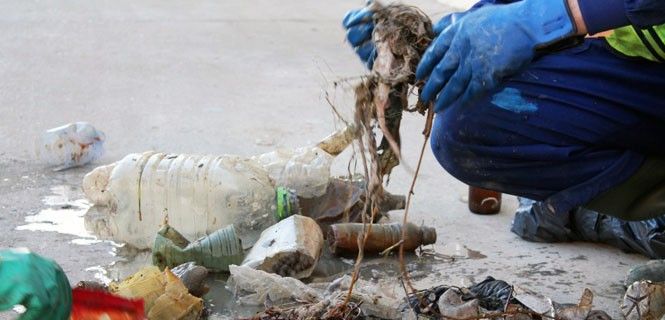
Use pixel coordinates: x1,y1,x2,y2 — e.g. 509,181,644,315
0,249,72,320
275,186,297,221
152,224,245,272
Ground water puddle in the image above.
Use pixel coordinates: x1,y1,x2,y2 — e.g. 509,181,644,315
15,185,101,245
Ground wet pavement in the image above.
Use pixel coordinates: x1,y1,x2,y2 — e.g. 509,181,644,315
0,0,649,318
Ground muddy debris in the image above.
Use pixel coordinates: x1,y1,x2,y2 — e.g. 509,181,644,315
405,276,608,320
353,1,433,181
231,268,401,320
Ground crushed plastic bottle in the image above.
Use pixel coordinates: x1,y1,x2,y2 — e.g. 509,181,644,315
152,223,244,272
36,122,105,170
82,126,355,249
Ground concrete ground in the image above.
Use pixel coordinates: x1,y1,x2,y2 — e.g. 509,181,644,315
0,0,648,318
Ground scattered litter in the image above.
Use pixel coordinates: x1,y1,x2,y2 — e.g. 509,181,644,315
324,274,402,319
406,276,606,320
152,223,244,273
232,268,401,319
109,266,203,319
242,215,324,279
82,126,354,249
36,122,105,170
328,222,436,255
7,3,646,320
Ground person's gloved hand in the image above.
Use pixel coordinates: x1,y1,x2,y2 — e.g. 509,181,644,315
342,0,516,70
0,249,72,320
416,0,576,112
342,7,376,69
432,12,468,35
433,0,524,34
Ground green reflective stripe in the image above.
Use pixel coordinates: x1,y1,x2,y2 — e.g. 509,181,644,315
637,27,665,62
607,26,658,61
606,24,665,62
648,27,665,55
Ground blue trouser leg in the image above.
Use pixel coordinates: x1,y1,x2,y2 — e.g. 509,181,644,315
430,38,665,216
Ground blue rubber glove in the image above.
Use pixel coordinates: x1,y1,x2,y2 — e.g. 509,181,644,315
0,249,72,320
433,0,523,34
432,12,468,35
343,7,376,69
416,0,576,112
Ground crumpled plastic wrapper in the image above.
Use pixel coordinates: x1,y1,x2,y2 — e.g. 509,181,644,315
109,266,203,320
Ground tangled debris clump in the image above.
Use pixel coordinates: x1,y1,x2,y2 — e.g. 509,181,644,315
354,1,434,181
338,2,438,315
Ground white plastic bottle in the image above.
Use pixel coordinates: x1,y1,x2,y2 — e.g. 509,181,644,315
82,126,355,249
36,122,105,170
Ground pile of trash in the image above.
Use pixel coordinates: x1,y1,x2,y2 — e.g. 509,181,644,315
46,118,437,319
25,85,665,320
24,2,665,319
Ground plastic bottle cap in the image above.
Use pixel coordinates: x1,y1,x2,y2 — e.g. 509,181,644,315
275,187,298,221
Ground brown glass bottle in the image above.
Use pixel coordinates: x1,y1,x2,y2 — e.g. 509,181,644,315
468,186,502,215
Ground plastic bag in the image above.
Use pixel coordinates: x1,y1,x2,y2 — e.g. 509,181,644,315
109,266,203,320
36,122,105,170
227,265,322,305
